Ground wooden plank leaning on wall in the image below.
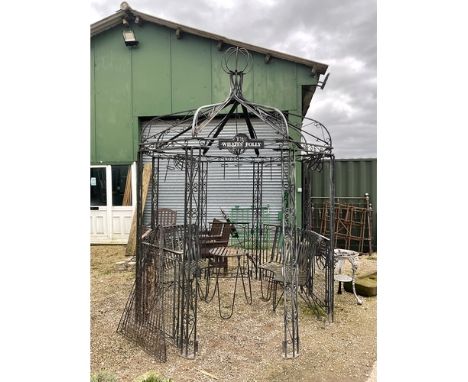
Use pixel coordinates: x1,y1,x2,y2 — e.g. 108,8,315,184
122,166,132,206
126,162,152,257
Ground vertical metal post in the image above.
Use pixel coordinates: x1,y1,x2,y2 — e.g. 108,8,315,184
135,149,144,323
281,145,299,358
303,160,312,230
328,154,336,322
151,156,155,229
365,193,374,253
156,225,167,360
184,148,192,356
179,147,198,358
251,162,256,264
251,161,263,278
258,162,263,277
180,148,188,352
198,154,208,231
155,156,160,227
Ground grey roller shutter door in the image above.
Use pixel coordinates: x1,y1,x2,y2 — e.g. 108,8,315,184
142,119,284,226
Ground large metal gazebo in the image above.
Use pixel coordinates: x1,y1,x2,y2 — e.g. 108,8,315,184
118,48,336,361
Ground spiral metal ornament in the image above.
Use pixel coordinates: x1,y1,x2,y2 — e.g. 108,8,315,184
221,46,253,74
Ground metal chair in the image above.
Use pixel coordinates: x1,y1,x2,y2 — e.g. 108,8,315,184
270,236,312,312
334,248,363,305
258,224,282,301
268,229,332,313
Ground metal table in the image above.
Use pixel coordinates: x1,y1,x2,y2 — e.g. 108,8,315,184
334,248,363,305
207,246,253,319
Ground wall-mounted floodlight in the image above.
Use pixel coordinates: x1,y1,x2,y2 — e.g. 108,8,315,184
310,71,330,90
123,28,138,47
318,73,329,89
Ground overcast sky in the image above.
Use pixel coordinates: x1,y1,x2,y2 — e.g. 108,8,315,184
90,0,376,158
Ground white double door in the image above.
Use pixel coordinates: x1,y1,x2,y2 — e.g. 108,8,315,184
90,163,137,244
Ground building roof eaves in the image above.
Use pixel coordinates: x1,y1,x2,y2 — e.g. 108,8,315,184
90,7,328,75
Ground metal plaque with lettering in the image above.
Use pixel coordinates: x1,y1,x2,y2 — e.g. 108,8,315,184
218,133,264,155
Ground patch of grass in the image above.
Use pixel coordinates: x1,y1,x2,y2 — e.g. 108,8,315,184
134,372,173,382
91,371,117,382
300,302,327,320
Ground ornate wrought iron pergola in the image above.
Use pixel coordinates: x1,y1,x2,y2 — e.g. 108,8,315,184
118,47,336,361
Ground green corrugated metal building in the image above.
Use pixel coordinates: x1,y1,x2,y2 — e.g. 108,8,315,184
90,2,329,244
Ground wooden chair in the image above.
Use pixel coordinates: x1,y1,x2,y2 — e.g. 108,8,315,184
141,208,177,240
157,208,177,227
199,218,232,274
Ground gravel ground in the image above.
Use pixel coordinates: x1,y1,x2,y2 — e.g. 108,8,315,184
91,246,377,381
366,362,377,382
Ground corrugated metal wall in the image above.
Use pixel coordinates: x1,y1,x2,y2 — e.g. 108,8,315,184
305,158,377,248
142,118,285,227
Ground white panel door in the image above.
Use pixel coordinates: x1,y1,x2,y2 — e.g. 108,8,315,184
107,162,136,244
110,207,134,241
90,163,137,244
90,166,112,243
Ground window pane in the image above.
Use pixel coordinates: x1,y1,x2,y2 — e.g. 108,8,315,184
90,168,107,206
112,165,132,206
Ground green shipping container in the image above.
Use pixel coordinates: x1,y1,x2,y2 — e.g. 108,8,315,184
304,158,377,250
